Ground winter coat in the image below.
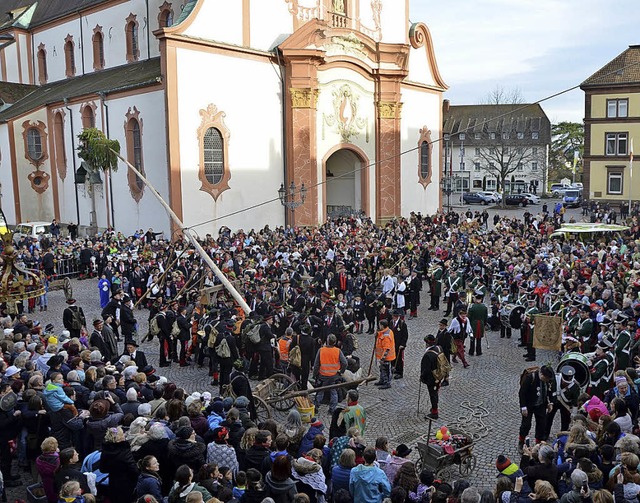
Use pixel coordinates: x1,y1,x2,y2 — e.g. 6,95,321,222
36,453,60,503
331,464,353,495
100,440,140,503
43,382,74,412
349,463,391,503
168,482,212,503
135,471,164,501
167,438,206,472
264,472,297,503
54,465,91,496
85,411,124,450
206,441,239,475
299,423,325,456
243,445,271,474
121,401,142,418
134,438,172,491
521,456,559,492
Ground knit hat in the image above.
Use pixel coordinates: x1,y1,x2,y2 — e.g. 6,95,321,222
211,401,225,415
615,376,628,385
496,455,512,472
571,469,588,489
222,397,234,411
234,396,250,408
175,426,194,440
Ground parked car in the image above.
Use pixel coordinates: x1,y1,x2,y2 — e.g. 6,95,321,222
476,191,500,204
563,188,583,208
505,195,529,206
550,183,571,197
521,193,541,204
463,192,485,204
13,222,52,243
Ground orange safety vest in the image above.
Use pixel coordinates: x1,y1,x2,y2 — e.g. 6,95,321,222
319,346,341,376
375,329,396,361
278,337,291,362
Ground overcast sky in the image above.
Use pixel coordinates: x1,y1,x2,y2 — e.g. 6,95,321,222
411,0,640,124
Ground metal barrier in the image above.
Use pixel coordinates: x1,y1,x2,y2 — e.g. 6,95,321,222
55,257,81,278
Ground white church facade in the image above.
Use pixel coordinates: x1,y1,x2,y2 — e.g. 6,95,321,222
0,0,447,236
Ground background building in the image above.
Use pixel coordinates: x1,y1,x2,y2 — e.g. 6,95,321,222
581,45,640,204
442,102,550,195
0,0,447,236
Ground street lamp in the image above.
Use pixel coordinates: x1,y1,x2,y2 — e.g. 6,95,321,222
278,181,307,210
440,174,460,212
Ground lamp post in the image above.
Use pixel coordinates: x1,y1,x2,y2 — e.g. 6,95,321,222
440,173,459,213
278,181,307,224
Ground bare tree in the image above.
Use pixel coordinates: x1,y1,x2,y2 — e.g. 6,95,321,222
481,85,525,105
476,134,537,206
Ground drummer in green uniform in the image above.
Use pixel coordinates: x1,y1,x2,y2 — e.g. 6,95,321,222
577,306,595,353
565,303,581,339
548,288,563,316
468,294,488,356
545,365,581,438
614,315,632,371
590,338,615,398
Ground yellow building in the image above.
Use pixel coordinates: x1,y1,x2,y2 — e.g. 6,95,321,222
581,45,640,204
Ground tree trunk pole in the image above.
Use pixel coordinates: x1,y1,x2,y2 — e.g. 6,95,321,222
111,149,251,314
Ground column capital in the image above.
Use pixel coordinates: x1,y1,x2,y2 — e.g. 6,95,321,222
290,88,319,109
377,101,403,119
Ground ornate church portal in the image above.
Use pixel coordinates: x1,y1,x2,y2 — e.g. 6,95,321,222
325,148,365,218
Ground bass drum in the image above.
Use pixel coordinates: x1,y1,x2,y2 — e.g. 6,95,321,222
557,352,590,389
502,305,525,329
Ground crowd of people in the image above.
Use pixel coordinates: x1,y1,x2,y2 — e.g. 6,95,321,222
2,204,640,503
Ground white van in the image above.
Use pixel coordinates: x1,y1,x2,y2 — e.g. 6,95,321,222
13,222,52,243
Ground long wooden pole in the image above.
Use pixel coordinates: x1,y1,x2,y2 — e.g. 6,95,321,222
266,376,376,403
112,150,250,314
133,249,181,308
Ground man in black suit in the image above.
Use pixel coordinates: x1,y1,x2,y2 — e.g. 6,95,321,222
518,365,553,450
391,309,409,379
122,340,148,369
101,288,124,341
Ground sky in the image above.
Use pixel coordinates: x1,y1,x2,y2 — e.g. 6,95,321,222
410,0,640,124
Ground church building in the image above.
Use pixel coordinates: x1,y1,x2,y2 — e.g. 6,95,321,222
0,0,446,235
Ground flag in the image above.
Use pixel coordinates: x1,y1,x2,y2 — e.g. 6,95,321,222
631,138,634,164
572,150,579,173
533,314,562,351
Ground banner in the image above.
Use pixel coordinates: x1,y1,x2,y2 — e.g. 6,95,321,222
533,314,563,351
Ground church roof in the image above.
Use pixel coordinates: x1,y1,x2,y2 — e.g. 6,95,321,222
0,81,37,105
0,1,109,31
581,45,640,88
0,58,161,122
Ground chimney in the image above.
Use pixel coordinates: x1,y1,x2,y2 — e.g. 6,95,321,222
443,99,450,114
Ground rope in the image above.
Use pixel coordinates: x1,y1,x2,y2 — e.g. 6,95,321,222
450,400,493,441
